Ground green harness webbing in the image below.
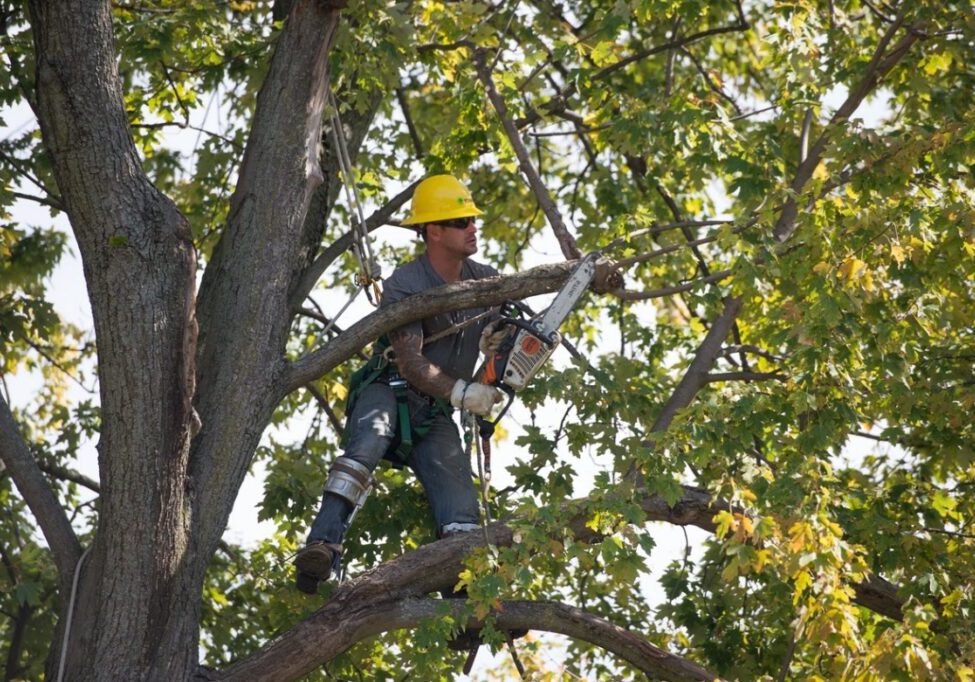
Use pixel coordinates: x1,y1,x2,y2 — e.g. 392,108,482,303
342,336,453,466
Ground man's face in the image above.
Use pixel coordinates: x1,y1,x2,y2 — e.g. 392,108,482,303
430,217,478,257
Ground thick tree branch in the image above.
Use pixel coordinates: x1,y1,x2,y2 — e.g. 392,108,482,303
215,476,902,679
647,296,742,436
190,0,342,557
474,47,582,260
773,15,923,242
213,504,724,681
395,86,424,160
280,260,579,397
403,599,723,682
0,396,80,576
303,383,342,434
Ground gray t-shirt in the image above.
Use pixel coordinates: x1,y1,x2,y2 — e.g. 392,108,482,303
381,253,499,382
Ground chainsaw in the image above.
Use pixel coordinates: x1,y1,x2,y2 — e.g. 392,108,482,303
475,252,600,449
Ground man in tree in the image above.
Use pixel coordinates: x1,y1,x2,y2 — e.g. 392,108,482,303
294,174,508,594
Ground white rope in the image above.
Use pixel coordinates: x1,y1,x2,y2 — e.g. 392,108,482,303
325,87,381,299
57,546,91,682
311,286,361,349
468,413,493,548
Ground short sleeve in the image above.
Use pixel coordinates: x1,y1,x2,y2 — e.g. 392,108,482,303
380,265,423,338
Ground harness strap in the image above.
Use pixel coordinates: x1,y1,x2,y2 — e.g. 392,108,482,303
342,336,453,465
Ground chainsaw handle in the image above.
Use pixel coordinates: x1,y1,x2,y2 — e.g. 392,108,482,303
476,386,515,440
496,316,559,346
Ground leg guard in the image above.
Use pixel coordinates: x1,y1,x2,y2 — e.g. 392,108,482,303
324,456,373,526
440,522,480,538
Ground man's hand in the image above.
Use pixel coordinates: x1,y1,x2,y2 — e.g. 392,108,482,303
450,379,503,417
479,321,509,356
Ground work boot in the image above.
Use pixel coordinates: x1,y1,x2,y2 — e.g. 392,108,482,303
294,541,341,594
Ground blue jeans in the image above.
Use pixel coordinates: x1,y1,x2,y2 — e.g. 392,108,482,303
307,381,480,545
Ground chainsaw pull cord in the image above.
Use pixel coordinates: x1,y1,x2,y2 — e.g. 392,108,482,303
326,86,382,305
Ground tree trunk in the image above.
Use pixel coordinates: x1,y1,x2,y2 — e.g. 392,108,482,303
27,0,342,677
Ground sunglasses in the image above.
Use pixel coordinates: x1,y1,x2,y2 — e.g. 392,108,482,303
436,217,475,230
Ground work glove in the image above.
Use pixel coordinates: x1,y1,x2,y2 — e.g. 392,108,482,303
450,379,503,417
479,321,509,356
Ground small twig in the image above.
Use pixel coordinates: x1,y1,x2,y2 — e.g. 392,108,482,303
614,231,724,270
23,339,96,394
37,460,100,493
395,87,424,160
130,121,242,149
489,0,522,72
159,60,191,125
921,527,975,541
614,269,732,301
603,218,737,252
304,383,343,434
719,344,783,363
416,39,475,53
679,45,742,115
526,123,612,138
706,371,785,383
8,191,65,212
729,103,778,121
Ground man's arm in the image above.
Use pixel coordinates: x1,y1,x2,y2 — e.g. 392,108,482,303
388,328,457,399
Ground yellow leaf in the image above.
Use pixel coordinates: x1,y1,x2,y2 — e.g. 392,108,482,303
714,510,736,538
793,570,812,603
812,261,830,274
890,244,906,265
812,161,829,182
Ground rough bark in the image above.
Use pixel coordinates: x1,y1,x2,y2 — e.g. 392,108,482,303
188,0,341,605
29,0,199,677
26,0,343,678
214,521,723,681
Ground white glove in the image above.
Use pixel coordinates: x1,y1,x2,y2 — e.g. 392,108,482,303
479,321,509,355
450,379,503,417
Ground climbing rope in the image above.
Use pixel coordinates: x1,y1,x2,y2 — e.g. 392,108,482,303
464,412,493,548
57,546,91,682
325,85,382,305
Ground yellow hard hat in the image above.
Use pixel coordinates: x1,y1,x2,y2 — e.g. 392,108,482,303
401,174,484,225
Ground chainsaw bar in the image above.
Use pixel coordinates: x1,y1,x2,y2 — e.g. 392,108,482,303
535,252,599,338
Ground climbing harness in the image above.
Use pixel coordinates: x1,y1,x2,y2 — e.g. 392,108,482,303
341,336,452,467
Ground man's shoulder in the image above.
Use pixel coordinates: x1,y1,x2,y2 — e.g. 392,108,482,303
386,256,429,285
463,258,499,280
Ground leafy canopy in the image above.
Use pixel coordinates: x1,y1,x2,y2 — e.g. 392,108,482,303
1,0,973,679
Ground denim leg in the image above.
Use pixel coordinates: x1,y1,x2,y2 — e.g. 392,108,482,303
306,382,396,544
408,411,480,536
